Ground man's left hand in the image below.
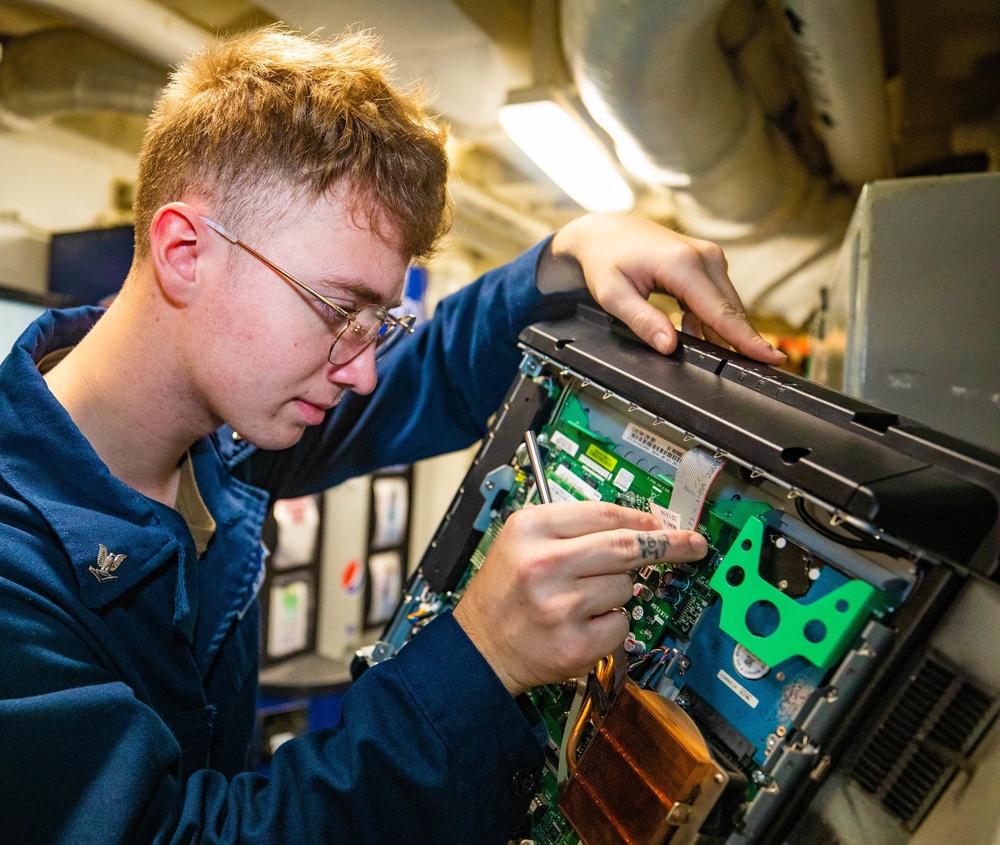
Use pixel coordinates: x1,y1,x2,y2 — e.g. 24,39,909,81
538,212,785,365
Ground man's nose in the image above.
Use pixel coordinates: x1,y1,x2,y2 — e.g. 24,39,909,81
329,340,379,395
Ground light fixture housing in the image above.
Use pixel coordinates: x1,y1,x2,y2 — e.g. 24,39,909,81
498,86,635,212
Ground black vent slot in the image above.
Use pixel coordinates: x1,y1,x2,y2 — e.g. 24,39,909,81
849,651,999,831
851,410,899,433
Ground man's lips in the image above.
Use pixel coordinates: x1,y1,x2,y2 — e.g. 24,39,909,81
294,398,333,425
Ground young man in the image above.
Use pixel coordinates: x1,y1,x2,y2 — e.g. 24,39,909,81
0,27,785,844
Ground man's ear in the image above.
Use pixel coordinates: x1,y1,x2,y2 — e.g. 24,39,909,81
149,203,209,305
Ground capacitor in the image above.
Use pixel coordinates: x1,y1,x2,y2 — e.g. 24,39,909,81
672,561,698,575
528,796,549,823
624,635,647,655
656,587,683,605
661,571,690,591
633,583,654,602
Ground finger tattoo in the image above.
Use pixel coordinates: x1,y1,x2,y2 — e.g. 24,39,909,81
637,533,671,559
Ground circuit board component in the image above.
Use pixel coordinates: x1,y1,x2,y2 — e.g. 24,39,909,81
560,683,733,845
367,364,902,845
709,516,886,669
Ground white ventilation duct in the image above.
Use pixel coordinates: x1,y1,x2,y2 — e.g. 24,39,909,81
19,0,209,69
0,29,166,118
561,0,810,238
1,2,210,149
0,28,171,154
560,0,890,325
780,0,894,187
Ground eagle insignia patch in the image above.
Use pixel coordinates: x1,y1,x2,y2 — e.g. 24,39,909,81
89,544,126,583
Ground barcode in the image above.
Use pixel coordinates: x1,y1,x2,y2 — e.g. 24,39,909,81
624,424,685,467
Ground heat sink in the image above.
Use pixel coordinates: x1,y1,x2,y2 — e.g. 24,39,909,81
560,683,729,845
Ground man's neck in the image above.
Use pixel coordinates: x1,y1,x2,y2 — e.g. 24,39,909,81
42,291,216,507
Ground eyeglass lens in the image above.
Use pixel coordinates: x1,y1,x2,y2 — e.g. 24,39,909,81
328,305,392,365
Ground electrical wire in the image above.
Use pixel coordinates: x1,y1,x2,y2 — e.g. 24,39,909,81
626,647,665,677
794,497,891,554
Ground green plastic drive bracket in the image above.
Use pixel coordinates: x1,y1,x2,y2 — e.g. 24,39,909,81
708,516,883,670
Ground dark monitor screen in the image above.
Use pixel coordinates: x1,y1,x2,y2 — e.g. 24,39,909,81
49,225,134,305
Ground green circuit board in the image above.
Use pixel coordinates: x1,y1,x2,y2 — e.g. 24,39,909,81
378,374,891,845
450,396,774,845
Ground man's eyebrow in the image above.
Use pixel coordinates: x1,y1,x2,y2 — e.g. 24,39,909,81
312,274,399,308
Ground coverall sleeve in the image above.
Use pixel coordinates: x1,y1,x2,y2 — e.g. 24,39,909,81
0,584,544,845
237,238,589,497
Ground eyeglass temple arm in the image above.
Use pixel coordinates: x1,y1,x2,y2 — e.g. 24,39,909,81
390,313,417,333
201,217,238,244
203,218,287,280
203,216,416,333
202,217,324,301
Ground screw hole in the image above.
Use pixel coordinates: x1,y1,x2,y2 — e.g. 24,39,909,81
726,566,745,587
804,619,827,643
746,600,780,638
781,446,812,465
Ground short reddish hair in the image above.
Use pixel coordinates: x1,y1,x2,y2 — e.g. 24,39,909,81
133,26,451,260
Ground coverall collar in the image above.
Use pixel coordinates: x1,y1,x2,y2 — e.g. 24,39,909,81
0,307,188,616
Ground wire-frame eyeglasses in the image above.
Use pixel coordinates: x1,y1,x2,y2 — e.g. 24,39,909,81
201,216,416,365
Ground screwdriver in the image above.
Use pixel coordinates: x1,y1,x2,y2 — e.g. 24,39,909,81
523,430,552,504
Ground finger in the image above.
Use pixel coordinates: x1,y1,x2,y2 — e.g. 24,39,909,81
576,572,635,619
515,499,661,540
690,242,760,350
684,301,769,360
634,530,708,565
665,249,785,364
567,528,708,577
690,239,741,310
595,275,681,355
571,609,631,674
701,321,732,349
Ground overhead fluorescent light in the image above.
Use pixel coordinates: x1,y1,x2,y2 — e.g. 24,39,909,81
499,86,635,212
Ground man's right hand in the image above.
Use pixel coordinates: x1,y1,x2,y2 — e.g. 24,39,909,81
452,500,708,697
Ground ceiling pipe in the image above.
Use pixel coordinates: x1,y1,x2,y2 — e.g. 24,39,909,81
780,0,894,187
0,29,167,118
18,0,210,68
560,0,810,241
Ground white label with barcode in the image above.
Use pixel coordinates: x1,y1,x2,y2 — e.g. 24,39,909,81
623,424,685,468
612,468,634,492
718,669,759,708
579,454,612,481
550,430,579,457
554,464,602,501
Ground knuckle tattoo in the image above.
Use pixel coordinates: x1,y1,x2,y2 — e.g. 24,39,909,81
637,532,671,559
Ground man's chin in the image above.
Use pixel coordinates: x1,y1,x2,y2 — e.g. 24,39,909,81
228,424,308,452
